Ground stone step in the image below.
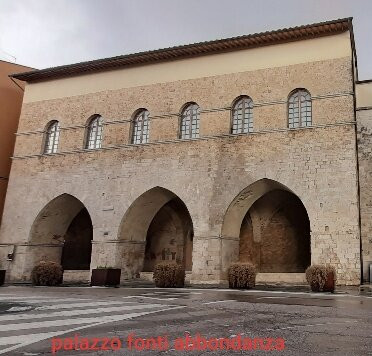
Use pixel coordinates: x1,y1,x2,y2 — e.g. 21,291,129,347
140,271,192,283
359,284,372,295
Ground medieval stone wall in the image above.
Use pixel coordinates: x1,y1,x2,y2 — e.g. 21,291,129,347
0,55,361,285
14,57,352,157
357,108,372,282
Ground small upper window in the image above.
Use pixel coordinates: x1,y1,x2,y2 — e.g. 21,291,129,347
43,120,60,154
231,96,253,134
132,110,150,144
288,89,312,128
180,103,200,139
85,115,103,149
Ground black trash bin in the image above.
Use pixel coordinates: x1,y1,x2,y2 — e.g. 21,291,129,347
0,270,6,286
91,268,121,287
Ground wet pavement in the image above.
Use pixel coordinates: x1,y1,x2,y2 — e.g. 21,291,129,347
0,286,371,355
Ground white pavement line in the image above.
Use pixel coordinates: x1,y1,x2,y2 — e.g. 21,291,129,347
0,295,19,298
0,306,186,355
35,300,135,311
265,320,358,332
203,300,236,304
13,298,98,304
7,306,34,312
0,296,90,300
0,331,57,346
123,296,178,301
160,292,202,295
162,295,185,298
120,287,371,299
239,290,366,298
255,296,311,300
0,298,92,304
0,303,167,322
142,293,182,298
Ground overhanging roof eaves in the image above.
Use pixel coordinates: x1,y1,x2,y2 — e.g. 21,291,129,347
11,17,353,83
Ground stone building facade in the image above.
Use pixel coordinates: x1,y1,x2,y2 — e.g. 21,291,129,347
356,80,372,282
0,60,33,224
0,18,369,285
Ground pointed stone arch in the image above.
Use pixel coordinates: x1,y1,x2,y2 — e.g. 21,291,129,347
28,193,93,279
221,178,310,277
117,186,194,279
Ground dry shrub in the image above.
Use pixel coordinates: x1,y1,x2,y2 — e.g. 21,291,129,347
153,262,185,288
228,262,256,289
31,261,63,286
305,265,336,292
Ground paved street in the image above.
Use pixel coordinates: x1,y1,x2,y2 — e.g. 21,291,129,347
0,286,371,355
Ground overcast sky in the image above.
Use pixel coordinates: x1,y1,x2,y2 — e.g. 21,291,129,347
0,0,371,79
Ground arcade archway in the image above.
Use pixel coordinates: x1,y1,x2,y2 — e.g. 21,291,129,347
28,194,93,273
118,187,193,278
221,179,310,275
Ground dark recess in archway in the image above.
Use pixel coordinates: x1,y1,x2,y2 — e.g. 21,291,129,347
143,197,193,272
61,208,93,270
239,189,310,272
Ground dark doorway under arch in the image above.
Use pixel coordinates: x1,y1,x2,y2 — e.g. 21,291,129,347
118,187,194,278
238,189,310,272
61,208,93,270
143,197,193,272
29,194,93,272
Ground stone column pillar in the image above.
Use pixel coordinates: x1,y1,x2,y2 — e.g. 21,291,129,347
220,236,240,279
23,243,63,281
0,243,42,282
311,230,361,285
91,240,146,282
190,235,239,285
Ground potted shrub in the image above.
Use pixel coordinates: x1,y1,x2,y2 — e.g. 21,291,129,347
153,262,185,288
228,262,256,289
31,261,63,286
305,265,336,292
91,266,121,287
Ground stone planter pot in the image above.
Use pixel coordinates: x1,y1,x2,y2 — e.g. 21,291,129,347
91,269,121,287
310,271,335,292
0,270,5,286
323,271,335,292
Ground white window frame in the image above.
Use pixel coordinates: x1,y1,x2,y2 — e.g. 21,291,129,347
288,89,312,128
231,96,253,134
132,110,150,144
180,103,200,139
86,115,103,149
44,120,60,154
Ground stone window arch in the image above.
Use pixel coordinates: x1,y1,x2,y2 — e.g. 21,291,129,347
231,96,253,134
288,89,312,128
180,103,200,139
85,115,103,149
132,109,150,144
43,120,60,154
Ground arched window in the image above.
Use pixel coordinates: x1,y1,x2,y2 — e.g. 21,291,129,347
180,103,200,139
132,109,150,144
43,120,60,154
85,115,103,149
231,96,253,134
288,89,312,128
